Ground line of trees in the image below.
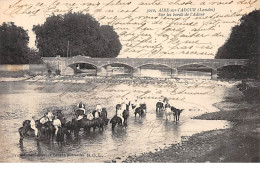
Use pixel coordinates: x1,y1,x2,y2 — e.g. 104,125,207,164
0,12,122,64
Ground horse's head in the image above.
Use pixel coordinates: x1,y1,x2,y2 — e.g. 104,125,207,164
56,110,63,118
101,108,107,115
22,120,31,127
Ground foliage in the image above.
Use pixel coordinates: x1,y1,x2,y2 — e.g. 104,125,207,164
215,10,260,78
0,22,29,64
27,48,43,64
33,12,122,58
0,22,42,64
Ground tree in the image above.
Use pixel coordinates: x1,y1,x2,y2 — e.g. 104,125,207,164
215,10,260,78
0,22,29,64
33,12,122,58
101,25,122,58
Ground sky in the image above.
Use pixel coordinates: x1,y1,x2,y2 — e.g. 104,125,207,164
0,0,259,58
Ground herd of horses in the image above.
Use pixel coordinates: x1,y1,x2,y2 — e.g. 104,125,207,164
18,101,183,145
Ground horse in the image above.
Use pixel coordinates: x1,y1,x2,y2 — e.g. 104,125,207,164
156,102,164,113
41,121,56,141
134,106,145,118
171,106,184,122
78,118,100,132
96,117,107,131
19,120,42,144
56,126,65,143
140,103,147,113
110,109,129,130
165,107,175,121
22,120,30,127
18,126,37,145
65,117,82,136
100,108,109,125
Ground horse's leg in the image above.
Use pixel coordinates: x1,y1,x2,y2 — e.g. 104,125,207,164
19,129,24,146
112,123,115,130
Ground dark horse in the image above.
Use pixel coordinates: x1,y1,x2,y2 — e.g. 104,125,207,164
56,126,66,143
171,106,184,122
78,118,100,132
19,120,41,145
110,104,130,130
110,110,129,130
100,108,110,125
156,102,164,113
134,104,147,118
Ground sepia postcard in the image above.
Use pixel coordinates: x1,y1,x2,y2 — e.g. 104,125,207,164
0,0,259,163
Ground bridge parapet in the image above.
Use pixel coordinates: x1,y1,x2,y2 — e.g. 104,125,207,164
42,56,249,77
64,56,249,69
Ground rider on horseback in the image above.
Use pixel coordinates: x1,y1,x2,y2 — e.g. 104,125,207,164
94,104,102,118
47,110,54,121
116,107,124,125
30,116,38,137
86,111,94,120
53,116,62,135
40,113,49,124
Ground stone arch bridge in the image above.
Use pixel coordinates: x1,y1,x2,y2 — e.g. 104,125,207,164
42,56,249,79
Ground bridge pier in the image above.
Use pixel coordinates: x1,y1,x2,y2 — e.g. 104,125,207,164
133,67,141,77
171,69,178,78
97,67,107,76
211,68,218,80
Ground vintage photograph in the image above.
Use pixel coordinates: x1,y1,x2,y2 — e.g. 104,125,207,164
0,0,259,163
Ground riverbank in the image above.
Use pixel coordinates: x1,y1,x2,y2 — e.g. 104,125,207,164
123,81,260,162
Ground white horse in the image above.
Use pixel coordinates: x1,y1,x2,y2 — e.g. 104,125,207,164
165,106,175,120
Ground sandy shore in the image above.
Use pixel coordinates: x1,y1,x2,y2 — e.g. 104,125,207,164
123,81,260,163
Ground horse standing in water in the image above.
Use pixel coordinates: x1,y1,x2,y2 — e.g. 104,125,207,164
19,120,41,145
110,103,130,130
134,103,147,118
156,102,164,113
171,106,184,122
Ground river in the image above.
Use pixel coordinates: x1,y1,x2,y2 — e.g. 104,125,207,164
0,78,232,162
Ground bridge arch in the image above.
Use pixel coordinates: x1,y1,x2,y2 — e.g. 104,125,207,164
177,63,214,69
177,64,215,79
67,62,98,76
138,63,178,78
101,62,135,77
139,63,176,70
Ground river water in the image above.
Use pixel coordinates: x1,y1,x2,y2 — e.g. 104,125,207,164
0,79,232,162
